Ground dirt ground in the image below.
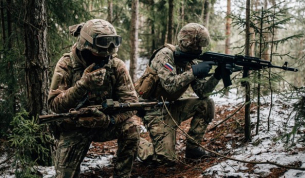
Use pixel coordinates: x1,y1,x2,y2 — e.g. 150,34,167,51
80,103,288,178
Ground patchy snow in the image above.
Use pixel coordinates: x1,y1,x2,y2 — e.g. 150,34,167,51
203,89,305,178
1,85,304,177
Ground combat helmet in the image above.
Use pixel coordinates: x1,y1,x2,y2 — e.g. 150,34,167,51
76,19,122,56
177,23,210,53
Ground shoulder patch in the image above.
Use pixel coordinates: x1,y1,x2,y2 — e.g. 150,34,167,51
164,63,174,72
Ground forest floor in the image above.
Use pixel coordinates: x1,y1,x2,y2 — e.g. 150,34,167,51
77,88,305,178
79,103,292,178
1,89,305,178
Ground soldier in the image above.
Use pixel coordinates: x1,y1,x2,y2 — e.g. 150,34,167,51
136,23,232,166
48,19,139,178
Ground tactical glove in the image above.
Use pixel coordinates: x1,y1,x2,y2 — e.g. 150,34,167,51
78,108,112,128
191,61,214,78
214,63,233,80
77,63,106,91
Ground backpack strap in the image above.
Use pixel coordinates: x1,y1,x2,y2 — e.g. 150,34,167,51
149,43,176,66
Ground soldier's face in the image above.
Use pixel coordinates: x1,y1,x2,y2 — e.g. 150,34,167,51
81,50,109,66
187,44,202,53
92,44,116,57
92,51,107,57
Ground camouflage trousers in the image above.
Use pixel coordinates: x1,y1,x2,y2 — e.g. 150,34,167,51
53,116,139,178
138,97,215,165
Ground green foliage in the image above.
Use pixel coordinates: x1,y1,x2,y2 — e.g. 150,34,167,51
9,109,52,177
229,1,301,94
47,0,93,64
281,89,305,146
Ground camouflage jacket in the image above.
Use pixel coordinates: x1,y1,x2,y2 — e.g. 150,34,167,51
48,44,138,124
150,45,220,100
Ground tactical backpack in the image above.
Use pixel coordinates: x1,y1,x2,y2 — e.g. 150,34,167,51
134,44,175,99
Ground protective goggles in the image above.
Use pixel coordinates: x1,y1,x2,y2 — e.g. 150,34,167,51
94,35,122,48
81,30,122,48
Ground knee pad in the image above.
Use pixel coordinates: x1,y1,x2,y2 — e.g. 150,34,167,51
197,98,215,124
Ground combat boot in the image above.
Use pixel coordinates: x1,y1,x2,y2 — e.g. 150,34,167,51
185,146,211,159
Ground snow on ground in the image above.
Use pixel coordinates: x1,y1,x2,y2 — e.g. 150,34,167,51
1,75,304,177
204,89,305,178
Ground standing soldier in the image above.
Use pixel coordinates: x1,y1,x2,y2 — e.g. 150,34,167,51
136,23,232,166
48,19,139,178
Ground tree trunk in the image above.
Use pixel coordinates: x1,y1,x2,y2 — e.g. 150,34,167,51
24,0,49,116
1,0,5,43
129,0,138,82
150,0,155,54
225,0,231,54
203,0,210,28
167,0,174,44
180,0,185,26
201,0,205,24
250,0,258,56
6,0,16,114
244,0,252,142
262,0,270,61
107,0,113,23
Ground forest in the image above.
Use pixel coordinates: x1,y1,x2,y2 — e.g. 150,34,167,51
0,0,305,177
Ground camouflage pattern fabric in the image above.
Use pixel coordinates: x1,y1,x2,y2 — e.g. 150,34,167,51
138,97,215,165
150,46,219,101
76,19,118,55
177,23,210,52
54,116,139,178
137,43,219,165
48,44,139,177
48,44,138,123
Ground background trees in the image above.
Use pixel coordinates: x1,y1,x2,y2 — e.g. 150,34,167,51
0,0,304,170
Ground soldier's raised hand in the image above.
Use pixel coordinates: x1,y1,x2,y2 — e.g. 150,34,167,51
77,63,106,90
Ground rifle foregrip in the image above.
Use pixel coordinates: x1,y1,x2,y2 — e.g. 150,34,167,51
222,74,232,87
221,64,232,87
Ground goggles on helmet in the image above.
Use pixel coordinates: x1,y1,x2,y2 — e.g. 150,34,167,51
95,35,122,48
81,30,122,48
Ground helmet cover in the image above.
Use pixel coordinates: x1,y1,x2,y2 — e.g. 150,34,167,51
177,23,210,52
76,19,119,55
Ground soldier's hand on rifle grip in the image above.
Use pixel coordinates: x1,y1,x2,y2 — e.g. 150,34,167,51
77,63,106,91
214,63,233,80
191,61,214,78
78,108,111,128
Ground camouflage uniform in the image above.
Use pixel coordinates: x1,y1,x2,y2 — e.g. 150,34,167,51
48,19,139,178
138,23,220,165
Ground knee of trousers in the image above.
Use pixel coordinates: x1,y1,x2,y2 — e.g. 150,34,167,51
119,116,140,151
145,115,173,142
196,97,215,124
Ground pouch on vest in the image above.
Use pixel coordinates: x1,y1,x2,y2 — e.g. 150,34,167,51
135,44,175,99
134,65,159,99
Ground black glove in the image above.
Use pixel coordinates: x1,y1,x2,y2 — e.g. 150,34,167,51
191,61,214,78
214,63,233,80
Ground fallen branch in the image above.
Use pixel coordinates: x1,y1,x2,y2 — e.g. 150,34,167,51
208,102,246,132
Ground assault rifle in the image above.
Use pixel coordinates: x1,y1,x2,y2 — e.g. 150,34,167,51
174,51,298,87
38,99,169,124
